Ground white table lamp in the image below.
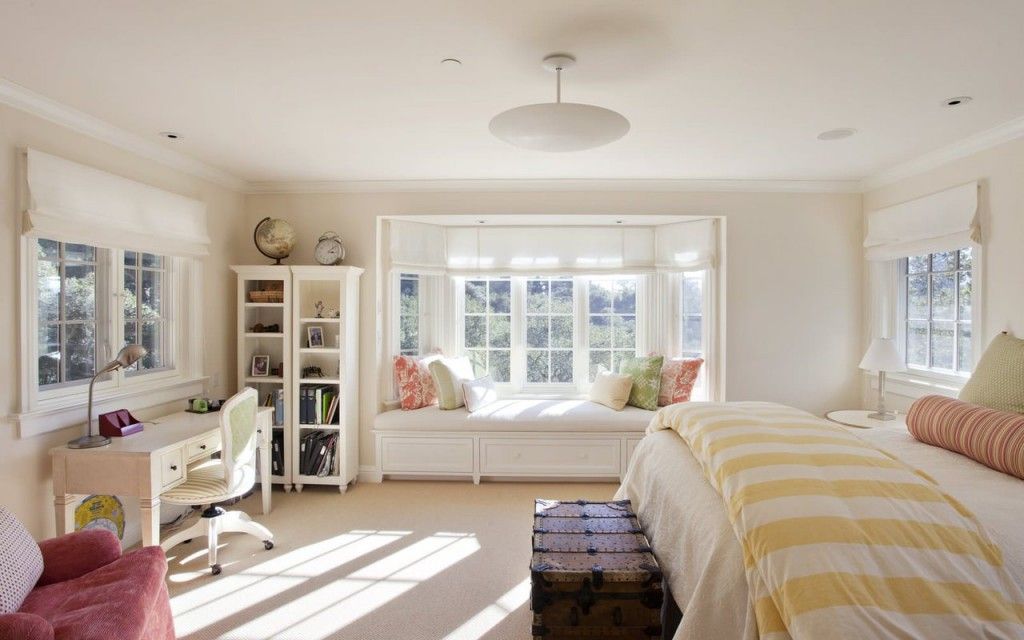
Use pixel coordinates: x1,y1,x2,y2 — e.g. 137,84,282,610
859,338,906,421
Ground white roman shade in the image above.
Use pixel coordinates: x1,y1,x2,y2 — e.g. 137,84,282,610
864,182,980,261
655,218,718,270
387,219,447,272
23,149,210,256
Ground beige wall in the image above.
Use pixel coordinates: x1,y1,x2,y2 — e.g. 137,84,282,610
243,190,865,467
0,103,245,539
862,137,1024,410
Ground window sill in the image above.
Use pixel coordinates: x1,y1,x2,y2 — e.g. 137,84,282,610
11,376,206,438
868,370,964,401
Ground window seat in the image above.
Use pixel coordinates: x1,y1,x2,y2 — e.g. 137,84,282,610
371,399,654,483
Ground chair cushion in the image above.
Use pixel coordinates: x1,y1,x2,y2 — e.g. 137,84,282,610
160,459,256,505
374,399,654,433
959,333,1024,414
0,506,43,614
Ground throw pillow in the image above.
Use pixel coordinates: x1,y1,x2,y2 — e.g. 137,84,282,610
429,356,477,410
959,333,1024,414
658,357,704,406
0,506,43,614
462,376,498,413
618,355,664,411
590,369,634,411
907,395,1024,480
393,353,442,410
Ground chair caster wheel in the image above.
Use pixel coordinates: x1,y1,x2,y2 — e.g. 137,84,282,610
264,540,274,550
183,539,192,544
211,564,222,575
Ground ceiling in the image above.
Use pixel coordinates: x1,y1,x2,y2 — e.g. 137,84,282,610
1,1,1023,186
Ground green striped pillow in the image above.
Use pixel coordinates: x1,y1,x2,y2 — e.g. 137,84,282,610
428,357,476,410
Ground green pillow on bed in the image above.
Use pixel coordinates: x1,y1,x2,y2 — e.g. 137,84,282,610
959,333,1024,414
618,356,664,411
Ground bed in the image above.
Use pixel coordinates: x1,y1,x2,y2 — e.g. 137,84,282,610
615,404,1024,640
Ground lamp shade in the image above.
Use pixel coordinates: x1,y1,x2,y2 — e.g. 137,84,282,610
859,338,906,372
489,102,630,152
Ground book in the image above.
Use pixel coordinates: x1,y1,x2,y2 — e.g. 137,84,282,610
325,394,340,425
273,389,285,426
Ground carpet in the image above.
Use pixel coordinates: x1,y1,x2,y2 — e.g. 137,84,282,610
166,481,616,640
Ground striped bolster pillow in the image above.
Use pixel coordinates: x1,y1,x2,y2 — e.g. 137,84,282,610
907,394,1024,480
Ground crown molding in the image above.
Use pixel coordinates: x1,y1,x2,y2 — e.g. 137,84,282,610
245,177,861,195
0,77,247,192
860,114,1024,191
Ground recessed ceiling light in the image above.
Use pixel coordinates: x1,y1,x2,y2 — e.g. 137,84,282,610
816,128,856,141
441,58,462,66
159,131,182,140
942,96,972,107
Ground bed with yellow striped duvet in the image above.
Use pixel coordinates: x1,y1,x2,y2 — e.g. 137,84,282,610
649,401,1024,639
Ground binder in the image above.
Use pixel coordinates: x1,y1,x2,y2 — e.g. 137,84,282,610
274,389,285,426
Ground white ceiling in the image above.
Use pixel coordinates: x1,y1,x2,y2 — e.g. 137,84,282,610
1,1,1023,185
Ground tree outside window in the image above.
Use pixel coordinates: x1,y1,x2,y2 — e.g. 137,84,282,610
464,278,511,382
902,247,972,374
398,273,420,356
525,277,574,384
123,251,170,372
587,278,637,380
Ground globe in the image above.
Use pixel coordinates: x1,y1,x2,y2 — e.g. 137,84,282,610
253,217,296,264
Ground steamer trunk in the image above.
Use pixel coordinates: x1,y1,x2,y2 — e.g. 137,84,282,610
531,499,664,640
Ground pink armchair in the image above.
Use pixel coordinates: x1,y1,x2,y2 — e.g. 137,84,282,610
0,528,174,640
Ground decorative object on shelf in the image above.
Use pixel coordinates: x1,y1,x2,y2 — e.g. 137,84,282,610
301,365,325,379
248,280,285,303
314,232,346,265
98,409,144,437
313,300,326,318
253,217,297,265
68,344,147,449
251,354,271,377
859,338,906,420
489,53,630,152
189,397,209,413
270,362,284,377
307,326,325,348
249,322,281,333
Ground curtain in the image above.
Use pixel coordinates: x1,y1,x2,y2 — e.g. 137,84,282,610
864,182,979,261
655,218,718,270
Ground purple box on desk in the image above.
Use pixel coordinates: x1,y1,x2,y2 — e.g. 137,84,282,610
98,409,144,437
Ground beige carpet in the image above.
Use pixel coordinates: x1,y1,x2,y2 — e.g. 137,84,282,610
166,481,617,640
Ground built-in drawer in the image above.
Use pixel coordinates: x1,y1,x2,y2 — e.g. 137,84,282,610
625,437,643,465
381,437,474,473
160,448,185,490
480,438,621,476
187,433,221,462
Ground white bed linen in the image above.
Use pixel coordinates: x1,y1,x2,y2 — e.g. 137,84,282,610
615,424,1024,640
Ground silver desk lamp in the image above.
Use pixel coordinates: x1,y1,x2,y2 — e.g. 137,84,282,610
67,344,147,449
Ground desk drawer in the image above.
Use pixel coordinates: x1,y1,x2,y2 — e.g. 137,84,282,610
160,448,185,489
381,437,474,473
187,434,220,462
480,438,620,475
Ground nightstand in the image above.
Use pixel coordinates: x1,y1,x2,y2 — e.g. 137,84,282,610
825,410,906,429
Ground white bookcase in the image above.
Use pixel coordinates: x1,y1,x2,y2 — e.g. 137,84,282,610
231,266,293,491
290,266,362,492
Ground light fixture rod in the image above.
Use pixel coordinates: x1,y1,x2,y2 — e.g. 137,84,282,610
556,68,561,103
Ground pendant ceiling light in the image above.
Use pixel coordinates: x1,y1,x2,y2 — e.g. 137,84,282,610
489,54,630,152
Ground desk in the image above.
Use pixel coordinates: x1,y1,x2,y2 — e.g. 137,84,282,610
51,407,273,547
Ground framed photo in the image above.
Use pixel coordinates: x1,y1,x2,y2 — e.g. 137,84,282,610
251,355,270,377
307,326,325,348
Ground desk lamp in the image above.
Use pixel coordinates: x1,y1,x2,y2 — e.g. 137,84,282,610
68,344,147,449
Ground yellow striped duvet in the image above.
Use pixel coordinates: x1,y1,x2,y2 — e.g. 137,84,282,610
650,401,1024,639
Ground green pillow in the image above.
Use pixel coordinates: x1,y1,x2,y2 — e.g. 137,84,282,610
428,356,476,410
618,356,664,411
959,333,1024,414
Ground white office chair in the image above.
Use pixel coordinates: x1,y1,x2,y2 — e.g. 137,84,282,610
160,387,274,575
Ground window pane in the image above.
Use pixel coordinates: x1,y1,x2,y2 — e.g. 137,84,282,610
400,278,418,316
550,316,573,348
38,239,59,260
683,317,703,354
959,247,973,270
64,243,95,262
527,280,549,313
957,325,972,373
467,350,487,377
124,268,138,319
489,350,510,382
38,324,60,386
613,280,636,314
906,320,928,367
37,263,60,323
123,251,138,267
141,321,163,369
930,321,954,370
64,265,96,321
489,315,511,348
589,316,611,348
124,321,138,347
488,280,511,314
141,253,162,268
552,350,573,383
931,251,956,272
526,316,548,348
683,276,704,315
612,350,632,373
613,315,636,348
465,281,486,313
551,281,573,314
400,315,419,351
527,350,548,383
589,351,611,381
64,323,96,381
906,275,928,319
930,273,955,320
140,269,162,318
589,282,612,314
907,255,928,274
464,316,486,348
958,271,972,320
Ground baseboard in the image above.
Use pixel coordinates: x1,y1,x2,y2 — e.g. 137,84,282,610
358,465,383,483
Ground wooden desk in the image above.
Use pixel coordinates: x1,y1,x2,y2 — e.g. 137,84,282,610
51,407,273,547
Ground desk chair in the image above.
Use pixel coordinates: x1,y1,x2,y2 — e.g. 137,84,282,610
160,388,274,575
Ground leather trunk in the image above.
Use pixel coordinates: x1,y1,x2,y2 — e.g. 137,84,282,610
531,499,663,639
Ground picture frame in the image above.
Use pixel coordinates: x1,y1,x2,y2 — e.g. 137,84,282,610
251,354,270,377
307,326,325,348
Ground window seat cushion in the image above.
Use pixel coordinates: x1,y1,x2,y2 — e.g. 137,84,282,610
374,399,654,433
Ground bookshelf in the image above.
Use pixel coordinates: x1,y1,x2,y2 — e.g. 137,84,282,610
232,266,293,491
290,266,363,493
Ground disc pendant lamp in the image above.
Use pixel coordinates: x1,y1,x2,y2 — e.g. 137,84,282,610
489,54,630,152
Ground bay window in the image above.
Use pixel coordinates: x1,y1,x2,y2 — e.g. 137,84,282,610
586,278,637,381
525,277,575,384
464,278,512,382
398,273,421,356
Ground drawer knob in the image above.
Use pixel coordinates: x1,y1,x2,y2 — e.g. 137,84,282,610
170,464,178,471
200,444,207,450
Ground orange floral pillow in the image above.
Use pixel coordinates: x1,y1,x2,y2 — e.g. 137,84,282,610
394,354,442,410
657,358,704,406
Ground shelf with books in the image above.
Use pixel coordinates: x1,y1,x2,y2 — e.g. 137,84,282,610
299,317,341,323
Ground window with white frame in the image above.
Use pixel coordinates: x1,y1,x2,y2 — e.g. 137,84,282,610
680,271,705,359
464,278,512,382
398,273,421,356
123,251,171,373
525,277,575,384
899,247,973,375
587,277,637,381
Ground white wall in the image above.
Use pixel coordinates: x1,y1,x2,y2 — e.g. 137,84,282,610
243,190,864,467
862,136,1024,410
0,103,245,539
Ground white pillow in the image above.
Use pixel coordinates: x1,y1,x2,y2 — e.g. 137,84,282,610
462,376,498,413
0,506,43,614
428,356,477,410
589,370,634,411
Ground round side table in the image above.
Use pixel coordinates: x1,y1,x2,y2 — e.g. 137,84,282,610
825,410,906,429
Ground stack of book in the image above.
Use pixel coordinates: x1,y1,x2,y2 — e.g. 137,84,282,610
299,385,339,425
298,430,338,476
271,429,285,476
261,389,286,426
